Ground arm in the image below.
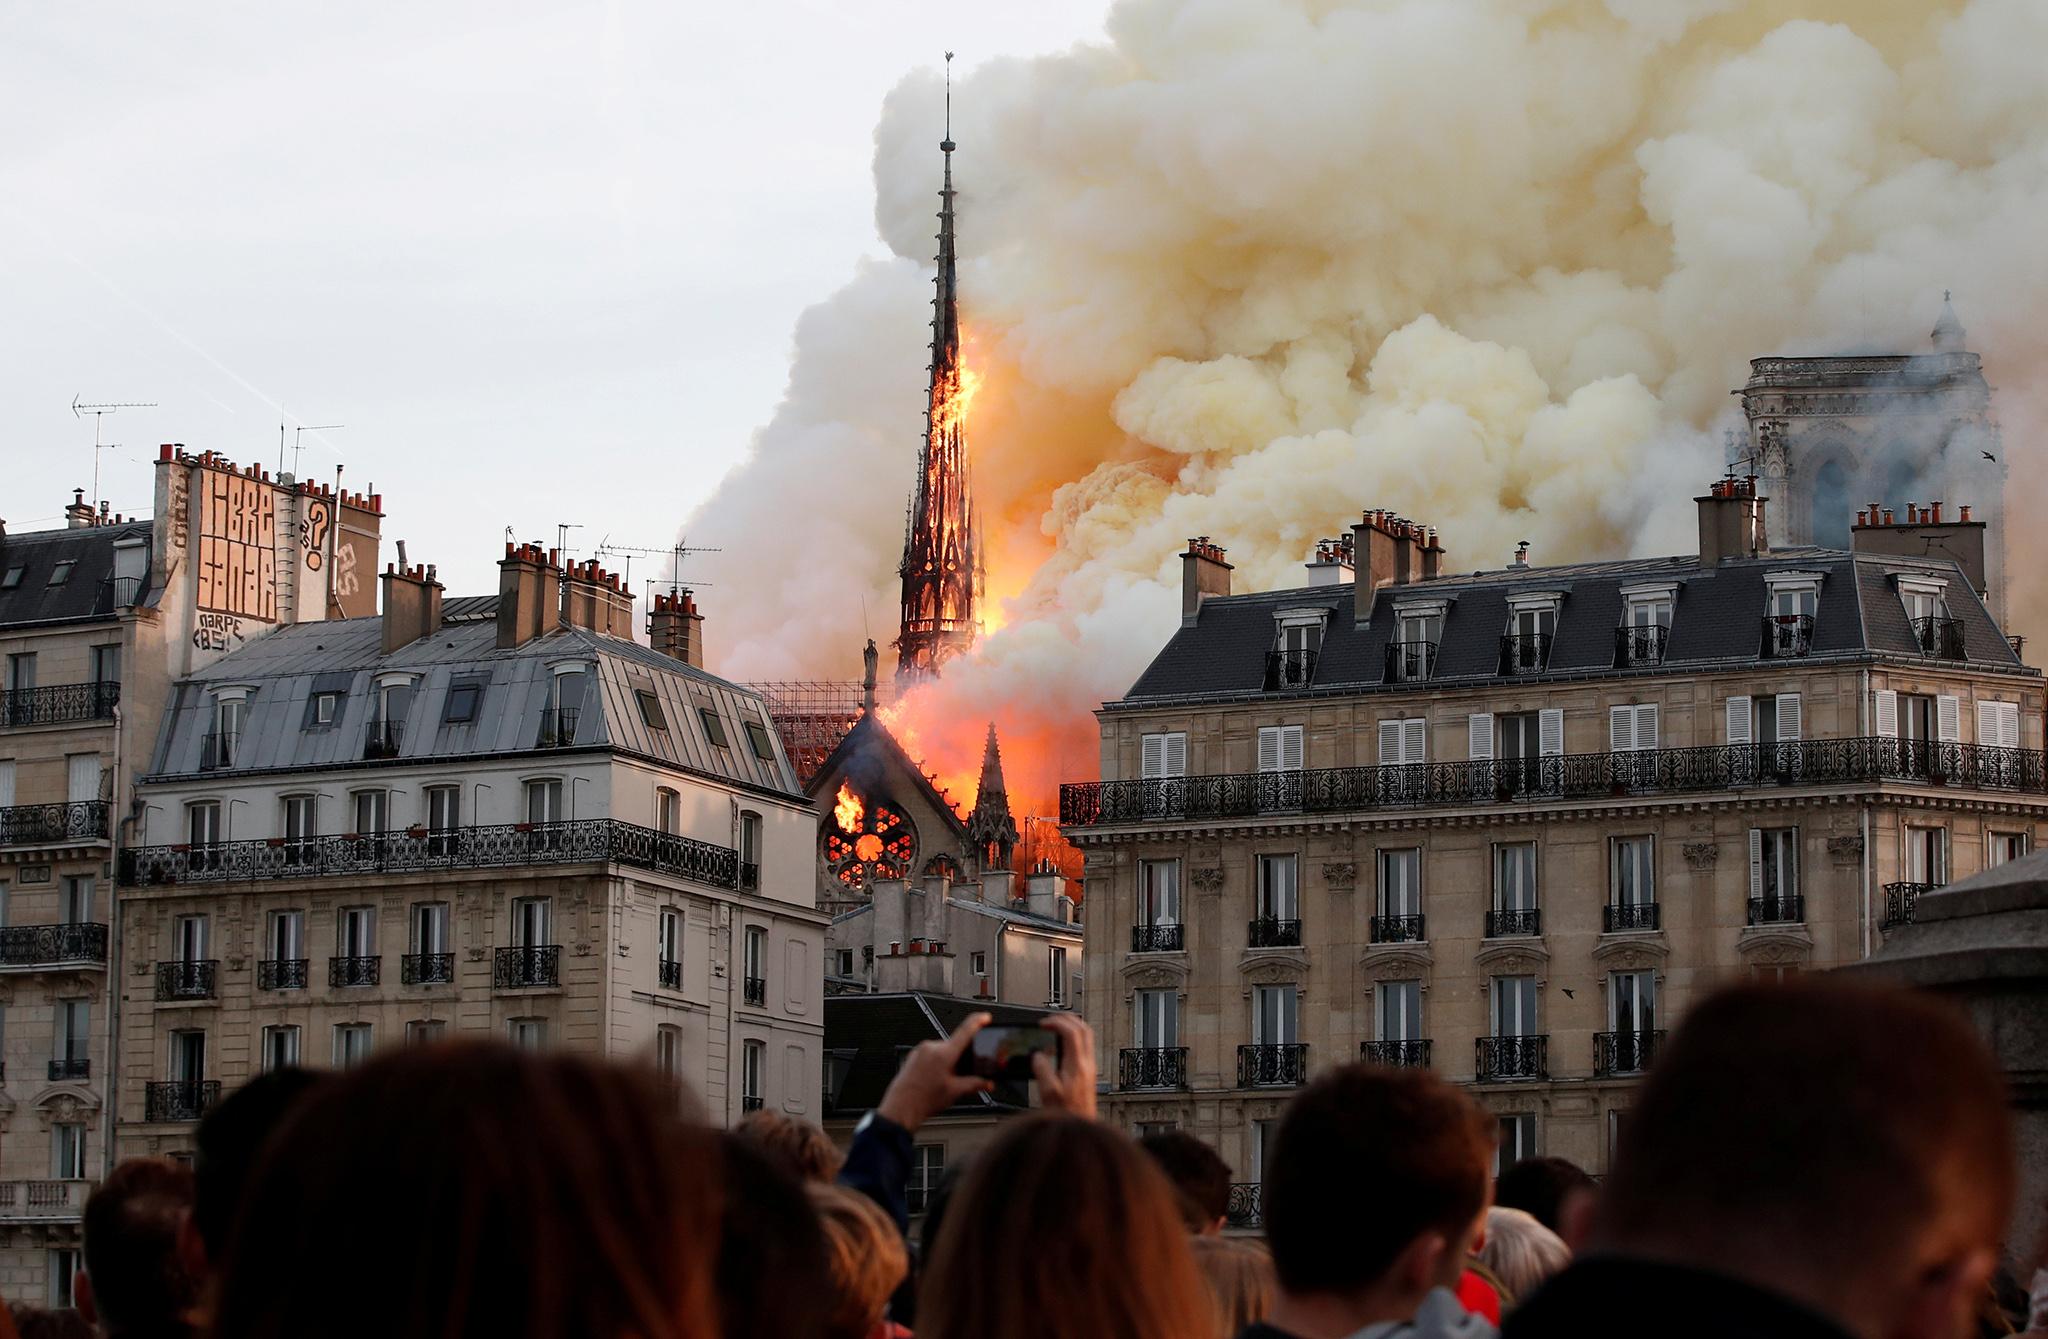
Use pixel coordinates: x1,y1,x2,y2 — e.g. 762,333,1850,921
838,1012,993,1233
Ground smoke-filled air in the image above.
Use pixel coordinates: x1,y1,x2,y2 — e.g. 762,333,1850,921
686,0,2048,808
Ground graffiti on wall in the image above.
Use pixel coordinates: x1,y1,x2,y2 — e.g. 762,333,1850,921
300,498,331,572
192,611,248,653
196,468,278,621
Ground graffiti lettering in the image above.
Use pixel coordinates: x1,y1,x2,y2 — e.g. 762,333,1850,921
333,540,360,600
192,611,246,653
196,467,278,621
301,499,331,572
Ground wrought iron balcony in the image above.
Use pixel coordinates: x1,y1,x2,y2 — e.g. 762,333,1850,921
1747,895,1804,926
0,922,108,967
741,1095,764,1114
330,955,382,988
741,974,767,1007
154,960,217,1001
1119,1046,1190,1090
1226,1183,1263,1230
495,945,561,989
1475,1035,1547,1081
96,575,144,613
739,862,759,892
1385,640,1437,683
1247,917,1302,949
536,708,580,749
1615,624,1669,667
402,952,455,985
1369,913,1426,944
1594,1029,1665,1076
0,682,120,729
1602,902,1660,933
1761,614,1815,659
1059,736,2048,828
0,803,110,848
47,1057,89,1082
143,1080,220,1124
1237,1043,1308,1088
256,958,309,991
120,819,742,891
658,957,682,989
1912,616,1966,660
1264,649,1318,691
1131,922,1185,953
363,718,404,760
1882,881,1935,931
1499,632,1553,677
1485,908,1542,938
1361,1039,1432,1068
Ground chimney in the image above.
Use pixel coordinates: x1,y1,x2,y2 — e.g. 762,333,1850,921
980,869,1012,908
332,486,385,619
496,543,563,649
561,559,633,638
1350,509,1443,624
65,489,94,529
379,562,444,653
648,589,705,668
1303,534,1356,586
1695,475,1770,566
1026,869,1074,924
1512,541,1530,568
1853,498,1991,604
1420,527,1445,581
1181,537,1232,627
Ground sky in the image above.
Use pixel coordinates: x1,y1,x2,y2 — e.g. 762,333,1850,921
0,1,1107,594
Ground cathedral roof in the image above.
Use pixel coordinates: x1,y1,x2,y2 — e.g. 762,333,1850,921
803,709,968,839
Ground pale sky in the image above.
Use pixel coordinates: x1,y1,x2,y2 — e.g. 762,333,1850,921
0,1,1107,596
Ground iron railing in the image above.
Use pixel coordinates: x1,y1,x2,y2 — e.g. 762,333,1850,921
536,708,580,749
363,718,404,760
1614,624,1669,667
1602,902,1660,933
739,862,759,891
1225,1183,1263,1230
1061,736,2048,827
144,1080,221,1123
1131,923,1185,953
1761,614,1815,659
742,974,767,1007
0,922,108,966
1882,881,1936,931
1747,895,1804,926
1593,1029,1666,1076
1499,632,1552,676
402,952,455,985
1384,640,1437,683
0,803,110,847
495,945,560,989
658,957,682,989
1119,1047,1190,1090
256,958,308,991
1475,1035,1547,1081
96,575,145,613
1912,616,1966,660
1361,1039,1432,1068
1263,649,1318,691
154,960,217,1001
330,955,382,988
1369,913,1426,944
1485,908,1542,938
0,682,119,728
120,819,742,891
740,1095,764,1113
1237,1043,1308,1088
1247,917,1302,949
47,1057,89,1082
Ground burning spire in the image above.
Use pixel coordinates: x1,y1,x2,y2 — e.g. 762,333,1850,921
896,51,984,683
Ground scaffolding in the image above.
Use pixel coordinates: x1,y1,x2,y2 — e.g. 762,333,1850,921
744,680,896,785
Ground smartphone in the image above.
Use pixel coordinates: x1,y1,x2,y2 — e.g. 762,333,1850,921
954,1025,1062,1081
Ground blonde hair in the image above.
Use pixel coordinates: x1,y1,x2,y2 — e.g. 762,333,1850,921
1190,1236,1276,1336
806,1183,908,1339
736,1109,844,1184
1478,1205,1571,1308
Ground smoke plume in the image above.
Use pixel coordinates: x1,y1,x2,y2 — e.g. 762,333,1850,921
688,0,2048,805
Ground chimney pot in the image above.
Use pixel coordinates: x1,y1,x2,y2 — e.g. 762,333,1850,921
1181,537,1233,626
1960,505,1972,522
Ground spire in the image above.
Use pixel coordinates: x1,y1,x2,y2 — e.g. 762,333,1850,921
964,721,1017,873
1931,291,1967,352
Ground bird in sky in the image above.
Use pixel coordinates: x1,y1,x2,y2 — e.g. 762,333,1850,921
1983,450,1998,462
1561,987,1576,999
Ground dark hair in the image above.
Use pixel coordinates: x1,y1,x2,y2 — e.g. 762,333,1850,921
191,1067,328,1262
1264,1064,1494,1297
1494,1156,1593,1233
735,1109,844,1184
81,1158,197,1336
715,1134,834,1339
12,1310,88,1339
1599,979,2013,1283
213,1044,723,1339
1139,1131,1233,1231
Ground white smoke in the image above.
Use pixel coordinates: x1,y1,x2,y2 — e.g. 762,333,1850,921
688,0,2048,802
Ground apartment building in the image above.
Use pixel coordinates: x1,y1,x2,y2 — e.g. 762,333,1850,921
826,868,1080,1003
112,546,825,1162
1062,481,2046,1226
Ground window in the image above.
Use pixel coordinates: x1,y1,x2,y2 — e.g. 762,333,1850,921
745,719,776,761
1764,577,1820,656
411,902,450,954
405,1020,446,1045
1140,860,1181,928
311,691,342,726
512,897,553,948
90,644,120,684
741,1039,765,1108
169,1030,207,1083
1252,983,1298,1045
1256,725,1304,773
656,1025,682,1077
266,910,304,963
508,1018,546,1050
60,876,93,924
1377,848,1422,918
1978,700,2021,750
1611,970,1656,1036
351,789,389,836
658,908,683,972
1503,598,1559,673
1749,828,1800,918
338,905,377,958
698,707,731,749
174,915,209,963
743,925,766,984
1611,837,1655,910
1989,832,2029,868
1608,703,1659,751
834,948,856,977
1898,579,1949,628
0,566,20,590
52,1123,87,1180
541,671,585,746
55,1000,89,1067
334,1024,373,1068
1139,732,1188,779
187,801,222,849
1725,693,1803,745
636,689,668,730
1256,854,1298,923
1393,605,1444,681
1377,718,1427,764
1492,976,1539,1038
1620,586,1675,665
738,811,762,886
1491,843,1538,934
525,778,564,824
656,788,679,834
1377,979,1422,1043
47,560,75,587
1496,1114,1538,1175
425,785,460,855
908,1144,946,1215
968,950,987,977
442,681,482,724
282,794,317,861
1049,945,1070,1006
1906,827,1948,886
48,1250,80,1310
1136,988,1180,1048
208,696,245,769
261,1025,301,1071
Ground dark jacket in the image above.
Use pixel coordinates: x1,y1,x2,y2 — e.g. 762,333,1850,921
836,1112,914,1233
1505,1258,1858,1339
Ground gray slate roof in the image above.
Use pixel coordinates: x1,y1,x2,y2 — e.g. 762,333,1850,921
0,521,152,627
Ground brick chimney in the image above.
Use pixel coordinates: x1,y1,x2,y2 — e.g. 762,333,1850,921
1853,499,1990,603
65,490,94,529
496,543,562,649
560,559,635,639
380,562,444,653
1181,537,1233,627
1303,534,1356,586
1696,475,1770,566
647,589,705,667
1351,510,1439,625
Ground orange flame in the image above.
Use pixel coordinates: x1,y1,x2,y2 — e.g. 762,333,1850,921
931,362,983,441
833,783,863,833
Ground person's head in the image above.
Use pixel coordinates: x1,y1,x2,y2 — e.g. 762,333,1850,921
1477,1206,1570,1309
734,1109,843,1184
11,1311,88,1339
808,1183,909,1339
1139,1131,1233,1234
212,1044,724,1339
1190,1236,1276,1337
187,1067,328,1280
1493,1155,1594,1238
1264,1065,1494,1319
919,1115,1211,1339
1596,979,2013,1339
715,1134,834,1339
76,1158,198,1338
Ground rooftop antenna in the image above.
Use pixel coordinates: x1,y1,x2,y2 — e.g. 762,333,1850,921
593,538,722,599
72,395,155,511
557,523,584,561
290,423,345,478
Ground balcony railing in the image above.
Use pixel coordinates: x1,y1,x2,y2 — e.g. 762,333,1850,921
96,574,145,614
1385,640,1437,683
1602,902,1660,933
120,819,742,891
48,1057,89,1082
0,1180,91,1220
1361,1039,1432,1068
330,955,382,988
1614,624,1669,668
1912,616,1966,660
1747,894,1804,926
536,708,580,749
0,682,120,729
658,957,682,989
1131,923,1185,953
739,974,767,1007
1485,908,1541,938
739,862,760,892
1593,1029,1665,1076
257,958,309,991
1237,1043,1308,1088
1060,736,2048,827
1762,614,1815,659
144,1080,221,1123
0,802,110,848
1247,917,1302,949
1369,913,1426,944
0,922,109,967
1882,881,1936,931
154,960,217,1001
1499,632,1553,677
495,945,561,989
363,718,404,760
1119,1047,1190,1090
1263,649,1318,691
1225,1183,1263,1230
1475,1035,1547,1081
402,952,455,985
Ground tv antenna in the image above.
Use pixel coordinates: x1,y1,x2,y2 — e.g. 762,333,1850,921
592,537,721,596
278,414,346,477
72,396,156,511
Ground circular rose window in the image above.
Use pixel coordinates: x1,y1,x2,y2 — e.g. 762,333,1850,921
823,784,915,887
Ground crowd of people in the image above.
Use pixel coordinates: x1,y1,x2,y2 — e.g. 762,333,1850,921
4,977,2039,1339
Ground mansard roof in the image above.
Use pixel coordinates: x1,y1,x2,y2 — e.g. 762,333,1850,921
0,520,152,628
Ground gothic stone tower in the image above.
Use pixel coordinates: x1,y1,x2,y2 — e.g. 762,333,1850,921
1737,298,2006,618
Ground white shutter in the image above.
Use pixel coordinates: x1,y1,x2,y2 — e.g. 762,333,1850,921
1748,829,1763,900
1468,713,1495,761
67,755,103,804
1609,706,1635,753
1378,721,1402,765
2001,702,2021,749
1141,734,1165,780
1281,725,1304,771
1726,695,1752,744
1773,694,1801,742
1402,718,1427,764
1936,695,1961,743
1978,701,2000,747
0,761,13,810
1257,727,1282,774
1539,708,1564,757
1164,733,1188,778
1634,704,1660,751
1873,689,1898,738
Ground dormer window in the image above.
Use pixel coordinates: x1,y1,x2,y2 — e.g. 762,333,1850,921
1897,577,1962,659
1617,583,1677,668
1500,594,1561,677
367,674,414,759
1762,573,1822,659
1389,601,1447,683
204,689,250,771
1267,609,1327,690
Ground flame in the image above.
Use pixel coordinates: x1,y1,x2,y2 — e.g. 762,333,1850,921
833,783,863,833
930,360,982,442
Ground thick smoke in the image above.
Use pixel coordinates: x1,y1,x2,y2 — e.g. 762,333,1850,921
689,0,2048,805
